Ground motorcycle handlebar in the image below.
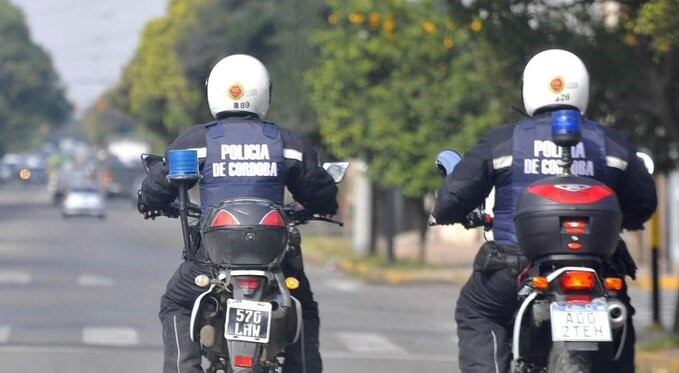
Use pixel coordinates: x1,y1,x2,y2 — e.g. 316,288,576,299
282,205,344,227
428,209,493,231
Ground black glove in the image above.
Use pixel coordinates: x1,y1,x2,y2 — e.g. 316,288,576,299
137,190,178,219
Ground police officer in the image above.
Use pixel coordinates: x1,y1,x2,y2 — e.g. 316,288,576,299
139,54,337,373
432,49,657,372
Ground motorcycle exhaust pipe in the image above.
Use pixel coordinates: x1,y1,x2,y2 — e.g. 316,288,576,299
608,299,628,329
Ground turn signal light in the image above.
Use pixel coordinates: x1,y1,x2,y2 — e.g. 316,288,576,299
234,355,254,368
604,277,624,292
560,271,595,291
285,277,300,290
532,276,550,291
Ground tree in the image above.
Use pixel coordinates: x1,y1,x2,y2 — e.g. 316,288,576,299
445,0,679,171
308,0,506,198
112,0,328,145
0,0,71,154
307,0,508,262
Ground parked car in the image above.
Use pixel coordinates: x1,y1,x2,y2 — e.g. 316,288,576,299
61,186,106,219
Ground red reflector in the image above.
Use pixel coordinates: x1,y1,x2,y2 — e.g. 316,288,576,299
259,210,285,227
566,295,592,304
527,184,615,205
234,276,262,295
234,354,254,368
567,242,583,251
563,220,588,235
211,210,240,227
560,271,595,291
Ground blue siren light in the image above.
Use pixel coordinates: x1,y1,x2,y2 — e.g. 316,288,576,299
551,109,582,147
168,149,199,179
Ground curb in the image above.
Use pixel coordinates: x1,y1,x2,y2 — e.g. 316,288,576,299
635,276,679,291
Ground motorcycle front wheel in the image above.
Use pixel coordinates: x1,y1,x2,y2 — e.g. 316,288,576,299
547,342,593,373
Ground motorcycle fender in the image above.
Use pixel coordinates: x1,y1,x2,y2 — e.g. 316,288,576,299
290,295,302,344
228,340,260,372
190,284,216,342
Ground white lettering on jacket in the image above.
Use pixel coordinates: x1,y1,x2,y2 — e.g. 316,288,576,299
211,144,278,178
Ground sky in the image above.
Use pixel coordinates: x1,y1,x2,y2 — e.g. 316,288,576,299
11,0,168,117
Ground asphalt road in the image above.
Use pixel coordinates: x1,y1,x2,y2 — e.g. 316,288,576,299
0,183,675,372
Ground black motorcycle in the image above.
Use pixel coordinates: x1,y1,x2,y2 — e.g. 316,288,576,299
434,110,638,372
141,152,348,373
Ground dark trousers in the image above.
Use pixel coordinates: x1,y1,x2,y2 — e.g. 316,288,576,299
159,259,322,373
455,268,636,373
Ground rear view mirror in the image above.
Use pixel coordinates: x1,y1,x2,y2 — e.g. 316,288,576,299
322,162,350,183
141,154,164,175
435,150,462,177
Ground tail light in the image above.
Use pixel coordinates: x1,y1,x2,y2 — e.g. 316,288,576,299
234,276,262,296
563,220,588,235
559,271,595,291
211,210,240,227
259,210,285,227
527,184,614,205
234,355,254,368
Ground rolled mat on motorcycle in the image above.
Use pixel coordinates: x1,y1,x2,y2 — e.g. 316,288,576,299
141,151,348,373
433,109,643,372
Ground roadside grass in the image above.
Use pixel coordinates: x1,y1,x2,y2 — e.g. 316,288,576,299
640,332,679,351
302,235,470,284
637,332,679,372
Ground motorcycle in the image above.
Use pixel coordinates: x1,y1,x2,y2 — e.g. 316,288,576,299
141,151,348,373
433,109,638,372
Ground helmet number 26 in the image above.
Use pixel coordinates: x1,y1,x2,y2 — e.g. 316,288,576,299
555,93,571,103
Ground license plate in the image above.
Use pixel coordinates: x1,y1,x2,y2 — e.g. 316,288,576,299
550,301,612,342
225,299,272,343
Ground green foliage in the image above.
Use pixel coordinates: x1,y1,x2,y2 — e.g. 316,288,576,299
0,0,71,154
307,0,505,196
112,0,205,142
446,0,679,171
634,0,679,55
79,97,135,146
112,0,327,144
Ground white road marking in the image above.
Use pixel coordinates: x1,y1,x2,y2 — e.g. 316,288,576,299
324,279,361,292
77,274,115,287
323,350,457,362
0,325,10,343
82,327,138,346
336,332,405,354
0,270,32,285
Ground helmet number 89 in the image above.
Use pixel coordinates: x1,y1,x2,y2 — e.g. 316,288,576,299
234,102,250,109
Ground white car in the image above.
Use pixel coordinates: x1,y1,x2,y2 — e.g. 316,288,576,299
61,187,106,219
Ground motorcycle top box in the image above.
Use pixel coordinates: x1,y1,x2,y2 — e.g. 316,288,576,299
515,175,622,260
202,198,289,268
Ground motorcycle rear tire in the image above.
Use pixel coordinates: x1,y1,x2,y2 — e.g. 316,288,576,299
547,343,592,373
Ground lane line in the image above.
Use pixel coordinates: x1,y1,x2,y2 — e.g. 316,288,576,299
0,325,10,343
82,327,139,346
323,350,457,362
324,279,361,293
0,270,32,285
336,332,405,354
77,274,115,287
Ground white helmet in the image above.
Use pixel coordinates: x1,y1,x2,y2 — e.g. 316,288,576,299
522,49,589,116
206,54,271,119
